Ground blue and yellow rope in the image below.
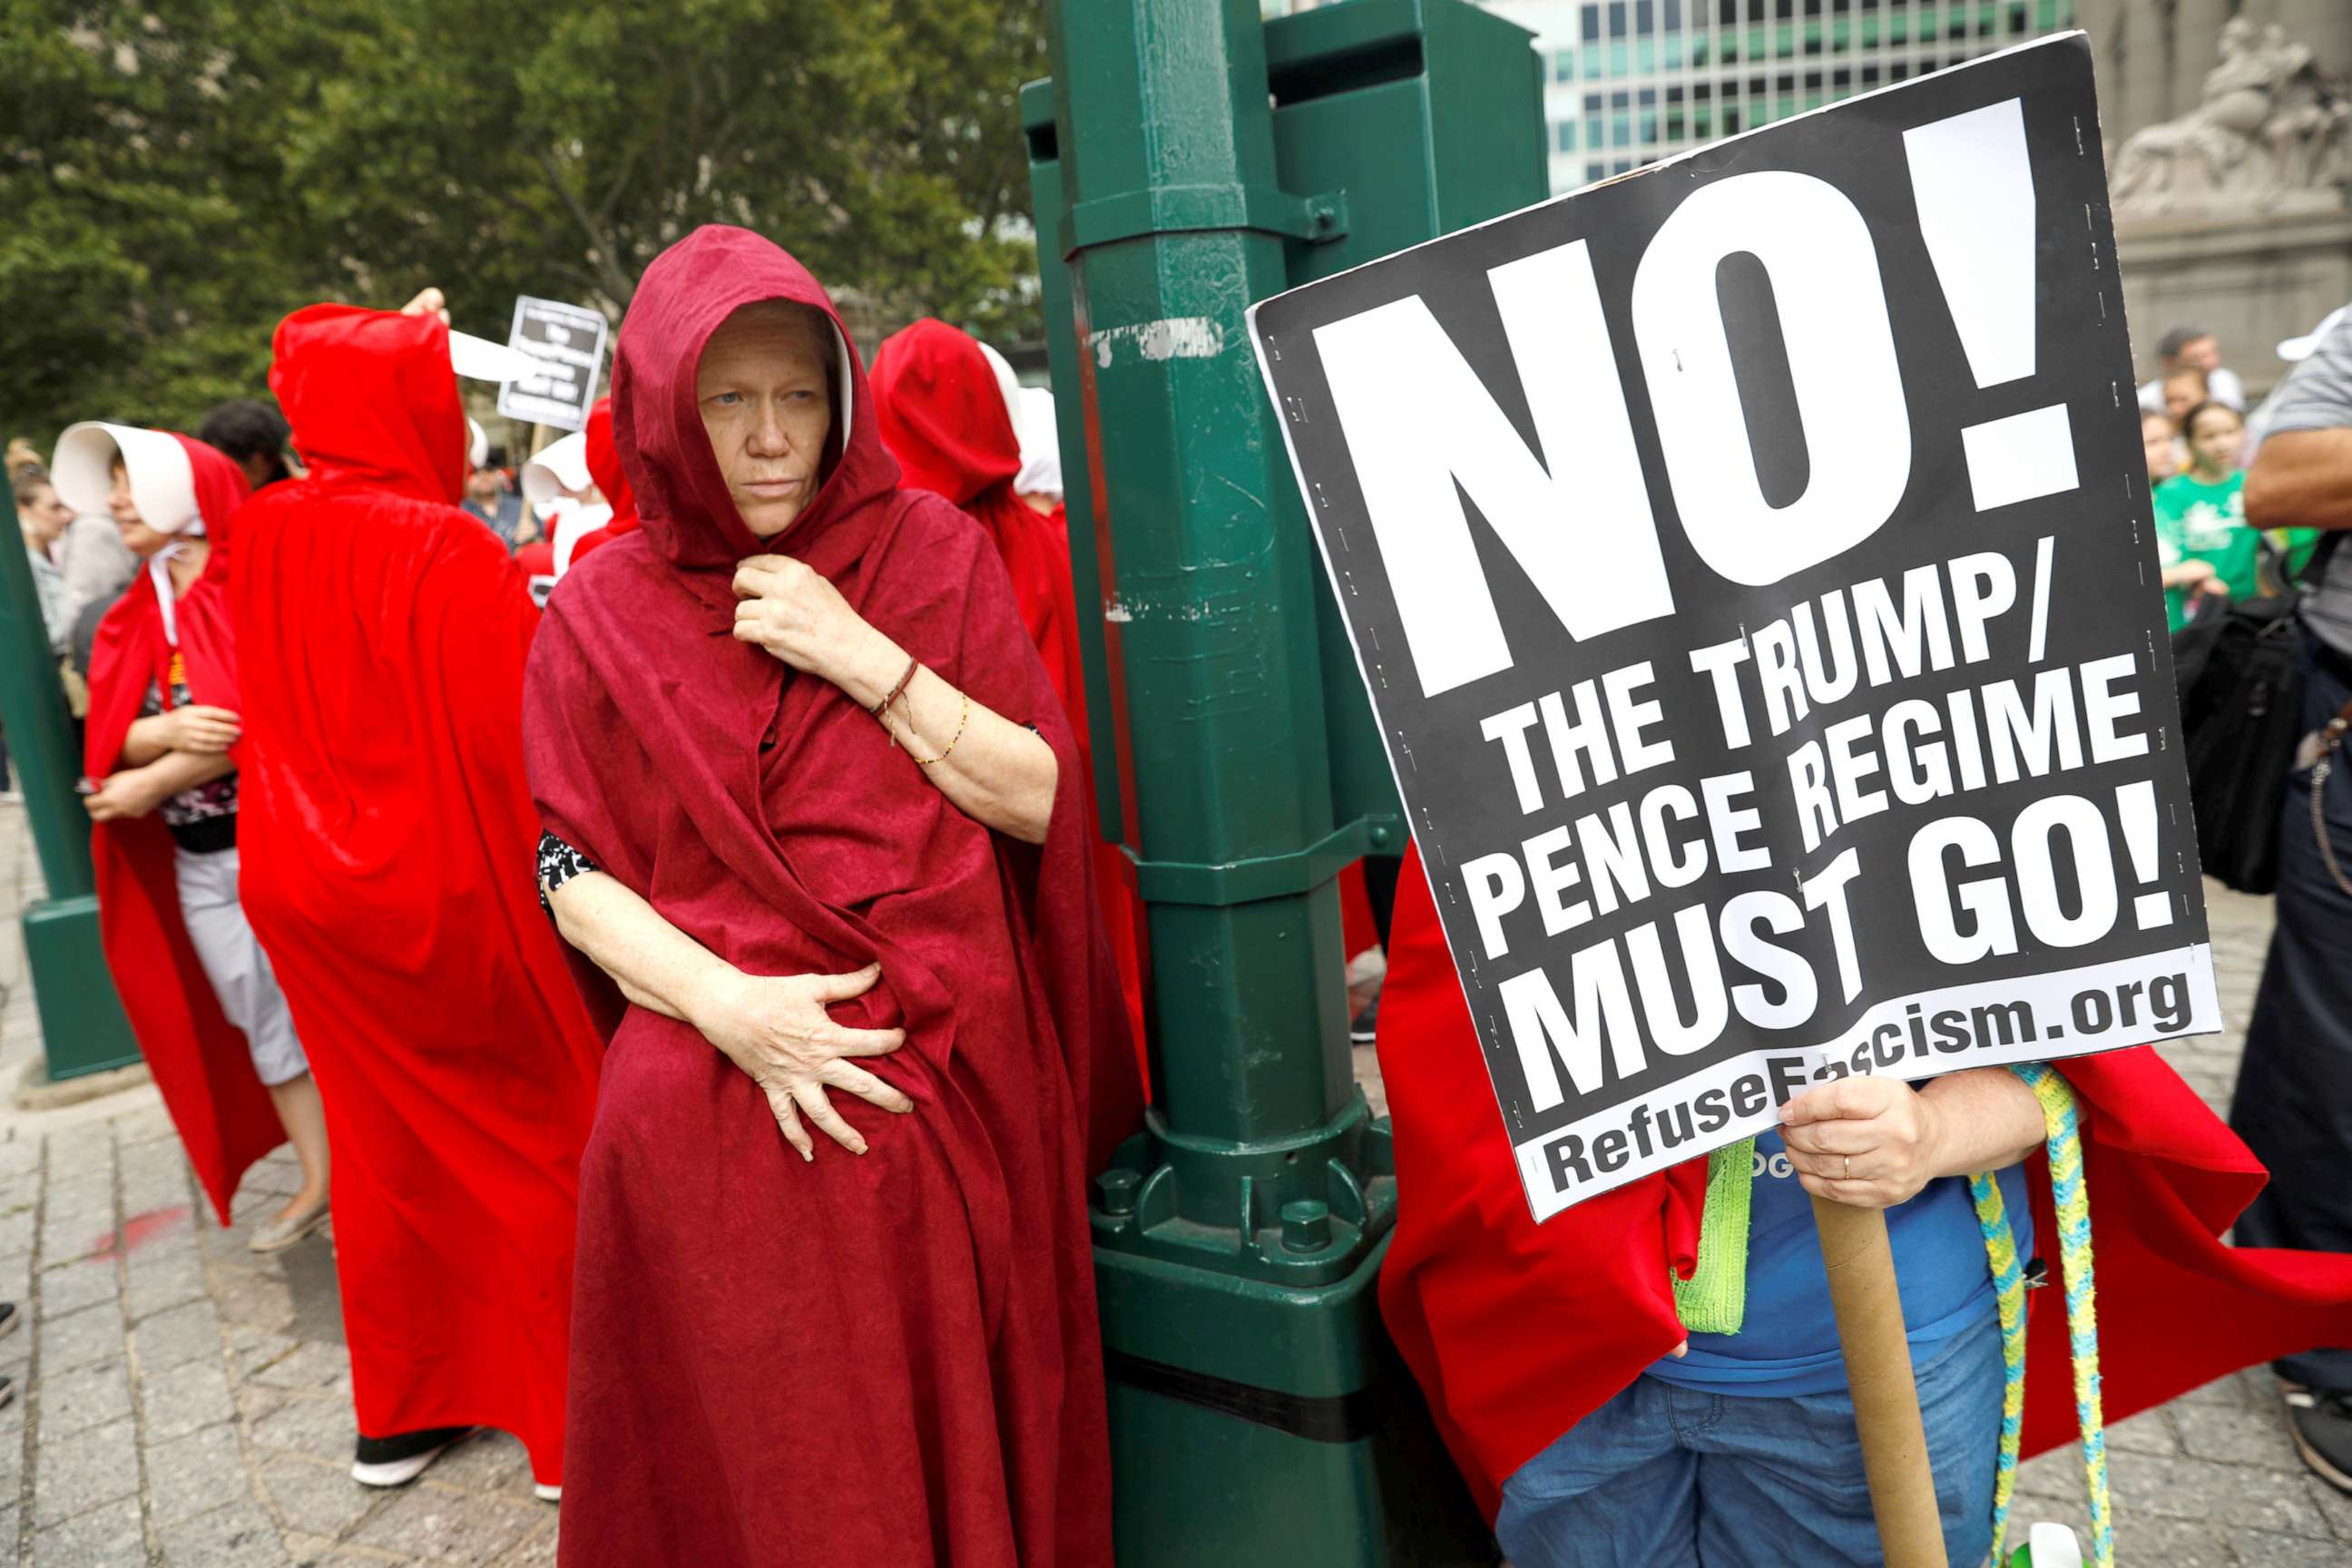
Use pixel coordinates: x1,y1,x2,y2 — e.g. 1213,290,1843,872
1970,1063,2113,1568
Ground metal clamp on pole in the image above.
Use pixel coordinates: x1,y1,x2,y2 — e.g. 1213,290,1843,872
1066,181,1349,257
1129,815,1400,908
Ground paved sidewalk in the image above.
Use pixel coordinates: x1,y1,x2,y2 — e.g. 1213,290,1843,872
0,808,554,1567
0,801,2345,1563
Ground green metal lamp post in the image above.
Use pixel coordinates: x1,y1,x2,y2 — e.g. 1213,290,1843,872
1026,0,1547,1559
0,525,141,1079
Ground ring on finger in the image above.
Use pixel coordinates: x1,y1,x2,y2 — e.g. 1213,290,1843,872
1842,1154,1851,1181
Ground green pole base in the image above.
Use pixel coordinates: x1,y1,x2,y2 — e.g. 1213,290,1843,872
1097,1230,1495,1567
22,897,142,1081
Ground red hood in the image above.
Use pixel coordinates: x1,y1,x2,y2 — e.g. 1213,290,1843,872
612,224,897,574
870,318,1022,508
583,397,639,535
177,435,248,580
269,304,468,505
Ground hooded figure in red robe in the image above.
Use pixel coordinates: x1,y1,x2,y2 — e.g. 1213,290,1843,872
230,303,603,1491
1373,842,2352,1529
522,225,1141,1565
64,427,290,1224
563,397,638,567
870,318,1149,1058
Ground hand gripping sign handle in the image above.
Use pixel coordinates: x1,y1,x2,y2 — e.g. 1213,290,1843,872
1811,1195,1951,1568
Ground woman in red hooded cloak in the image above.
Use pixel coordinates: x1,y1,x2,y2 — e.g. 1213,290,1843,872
59,425,332,1246
1373,840,2352,1556
869,318,1150,1058
522,226,1141,1566
229,303,603,1494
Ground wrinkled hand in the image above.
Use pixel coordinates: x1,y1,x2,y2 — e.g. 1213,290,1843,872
83,769,164,823
398,287,451,326
159,704,241,754
1779,1075,1945,1210
730,554,887,691
690,962,913,1160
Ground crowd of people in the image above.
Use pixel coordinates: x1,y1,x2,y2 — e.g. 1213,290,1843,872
1,231,1147,1564
5,234,2352,1567
2139,319,2337,627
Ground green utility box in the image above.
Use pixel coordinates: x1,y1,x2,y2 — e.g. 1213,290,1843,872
0,486,141,1081
1025,1,1548,1561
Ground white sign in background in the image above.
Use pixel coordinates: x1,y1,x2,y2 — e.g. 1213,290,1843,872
497,296,610,433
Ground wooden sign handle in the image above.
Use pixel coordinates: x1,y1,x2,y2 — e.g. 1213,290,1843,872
1811,1194,1951,1568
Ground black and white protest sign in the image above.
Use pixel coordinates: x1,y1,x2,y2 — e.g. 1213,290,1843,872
1250,35,2219,1222
495,296,609,432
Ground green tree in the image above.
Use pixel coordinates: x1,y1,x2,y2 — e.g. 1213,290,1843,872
1,0,1047,447
0,1,314,440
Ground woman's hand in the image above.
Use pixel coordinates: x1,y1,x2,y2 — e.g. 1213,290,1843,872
688,961,915,1160
1779,1075,1945,1210
1782,1067,2046,1210
83,769,166,823
398,287,451,326
730,554,897,694
158,705,241,754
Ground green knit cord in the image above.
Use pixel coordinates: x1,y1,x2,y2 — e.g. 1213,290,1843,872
1673,1137,1756,1336
1971,1064,2112,1568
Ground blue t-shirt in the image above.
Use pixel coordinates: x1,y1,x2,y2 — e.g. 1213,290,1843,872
1645,1129,2034,1397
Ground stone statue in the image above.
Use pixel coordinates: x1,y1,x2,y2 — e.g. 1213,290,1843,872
2112,18,2350,217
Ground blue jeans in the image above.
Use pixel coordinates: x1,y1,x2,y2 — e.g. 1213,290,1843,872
1496,1313,2003,1567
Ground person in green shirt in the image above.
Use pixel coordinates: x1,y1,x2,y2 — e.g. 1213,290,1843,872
2153,399,2254,631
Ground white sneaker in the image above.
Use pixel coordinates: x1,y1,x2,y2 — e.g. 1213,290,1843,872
534,1483,562,1503
351,1426,474,1487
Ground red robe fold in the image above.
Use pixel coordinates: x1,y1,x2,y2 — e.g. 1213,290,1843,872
230,304,603,1484
86,436,283,1223
524,226,1141,1566
564,397,638,567
1376,841,2352,1521
871,318,1150,1061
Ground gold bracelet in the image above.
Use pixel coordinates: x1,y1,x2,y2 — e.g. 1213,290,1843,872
900,689,970,768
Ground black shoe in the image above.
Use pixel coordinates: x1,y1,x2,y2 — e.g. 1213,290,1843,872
1349,992,1380,1045
0,1376,14,1410
351,1426,475,1488
2282,1380,2352,1494
0,1301,18,1338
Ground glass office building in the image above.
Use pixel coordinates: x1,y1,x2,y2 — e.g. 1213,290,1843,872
1484,0,2082,192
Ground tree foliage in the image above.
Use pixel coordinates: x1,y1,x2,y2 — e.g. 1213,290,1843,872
1,0,1046,446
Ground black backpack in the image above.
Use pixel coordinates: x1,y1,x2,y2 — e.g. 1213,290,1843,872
2171,535,2341,895
2172,595,2303,893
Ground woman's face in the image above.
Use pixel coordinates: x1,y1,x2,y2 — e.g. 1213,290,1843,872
698,301,835,539
17,482,71,548
2141,415,2179,483
2187,407,2245,475
107,459,172,559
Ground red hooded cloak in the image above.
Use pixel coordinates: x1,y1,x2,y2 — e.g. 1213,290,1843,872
1375,842,2352,1522
522,226,1141,1566
870,318,1149,1059
229,304,603,1483
563,397,637,567
83,434,285,1223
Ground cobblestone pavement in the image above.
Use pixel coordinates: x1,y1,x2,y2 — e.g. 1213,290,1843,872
0,803,2342,1563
